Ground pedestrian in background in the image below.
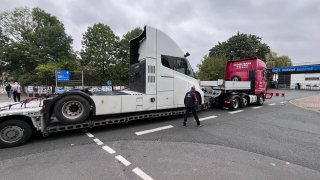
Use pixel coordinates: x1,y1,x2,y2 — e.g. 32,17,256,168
12,82,22,102
5,83,12,99
183,85,201,127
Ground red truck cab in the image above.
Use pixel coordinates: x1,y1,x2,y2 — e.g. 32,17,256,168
224,58,268,95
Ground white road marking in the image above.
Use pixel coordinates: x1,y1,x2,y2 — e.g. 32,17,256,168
252,106,263,109
199,115,217,121
228,110,244,114
280,101,287,104
268,103,276,106
115,155,131,166
270,163,276,166
102,145,116,154
86,132,94,138
93,138,104,145
135,125,174,136
133,167,154,180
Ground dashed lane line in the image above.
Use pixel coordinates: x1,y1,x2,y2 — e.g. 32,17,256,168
102,145,116,154
268,103,276,106
85,132,154,180
252,106,263,109
135,125,174,136
133,167,154,180
93,138,104,145
115,155,132,166
86,132,94,138
199,115,217,121
228,110,244,114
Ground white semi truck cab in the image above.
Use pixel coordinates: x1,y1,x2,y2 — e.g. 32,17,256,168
0,26,204,148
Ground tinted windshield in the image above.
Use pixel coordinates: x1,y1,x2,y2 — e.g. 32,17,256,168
161,55,194,77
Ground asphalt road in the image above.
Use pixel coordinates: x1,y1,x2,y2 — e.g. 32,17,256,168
1,90,320,180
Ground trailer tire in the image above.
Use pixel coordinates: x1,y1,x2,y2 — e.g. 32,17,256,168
230,96,240,110
54,95,90,124
257,94,264,106
231,76,241,81
0,120,33,148
239,95,248,108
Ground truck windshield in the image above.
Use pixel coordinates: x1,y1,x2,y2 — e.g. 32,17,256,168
185,58,195,77
161,55,194,77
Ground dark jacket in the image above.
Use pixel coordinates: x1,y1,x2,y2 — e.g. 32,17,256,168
5,84,11,92
184,91,197,108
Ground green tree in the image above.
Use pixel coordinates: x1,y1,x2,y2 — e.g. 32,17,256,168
116,27,143,85
197,55,228,80
34,59,78,85
80,23,119,85
0,7,75,84
266,51,292,68
209,32,270,61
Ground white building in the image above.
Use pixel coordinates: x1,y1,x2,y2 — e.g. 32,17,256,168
272,65,320,90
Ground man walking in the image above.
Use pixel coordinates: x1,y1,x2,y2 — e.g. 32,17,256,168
183,85,201,127
5,83,12,99
12,82,22,102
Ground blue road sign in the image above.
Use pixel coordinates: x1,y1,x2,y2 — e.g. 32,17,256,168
57,70,70,81
106,80,112,86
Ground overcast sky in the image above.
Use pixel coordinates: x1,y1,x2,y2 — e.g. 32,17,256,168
1,0,319,69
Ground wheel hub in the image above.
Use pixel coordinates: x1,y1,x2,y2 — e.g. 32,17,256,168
0,126,24,143
62,101,84,120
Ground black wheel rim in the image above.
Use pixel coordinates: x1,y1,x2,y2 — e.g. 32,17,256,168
0,126,24,143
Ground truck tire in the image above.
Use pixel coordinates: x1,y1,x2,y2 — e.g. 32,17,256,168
239,95,248,108
54,95,91,124
230,96,240,110
0,120,33,148
231,76,241,81
257,94,264,106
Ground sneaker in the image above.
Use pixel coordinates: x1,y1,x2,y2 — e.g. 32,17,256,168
183,123,187,127
197,124,203,127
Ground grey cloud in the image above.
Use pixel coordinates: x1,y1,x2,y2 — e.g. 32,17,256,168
1,0,319,68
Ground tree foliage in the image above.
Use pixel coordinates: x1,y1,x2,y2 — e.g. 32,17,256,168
266,51,292,68
0,7,75,85
209,32,270,61
80,25,143,85
80,23,120,85
116,27,143,84
197,55,228,80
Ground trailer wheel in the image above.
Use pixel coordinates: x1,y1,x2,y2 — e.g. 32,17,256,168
54,95,90,124
240,96,248,108
230,96,240,110
257,94,264,106
0,120,33,148
231,76,241,81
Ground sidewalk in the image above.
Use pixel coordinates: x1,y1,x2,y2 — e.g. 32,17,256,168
291,94,320,112
0,93,28,103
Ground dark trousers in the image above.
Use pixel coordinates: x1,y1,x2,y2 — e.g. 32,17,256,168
6,91,11,98
184,107,200,125
13,92,21,102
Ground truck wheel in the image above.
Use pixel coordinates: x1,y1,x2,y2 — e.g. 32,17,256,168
257,94,264,106
0,120,33,148
230,97,240,110
54,95,90,124
231,76,241,81
240,96,248,108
